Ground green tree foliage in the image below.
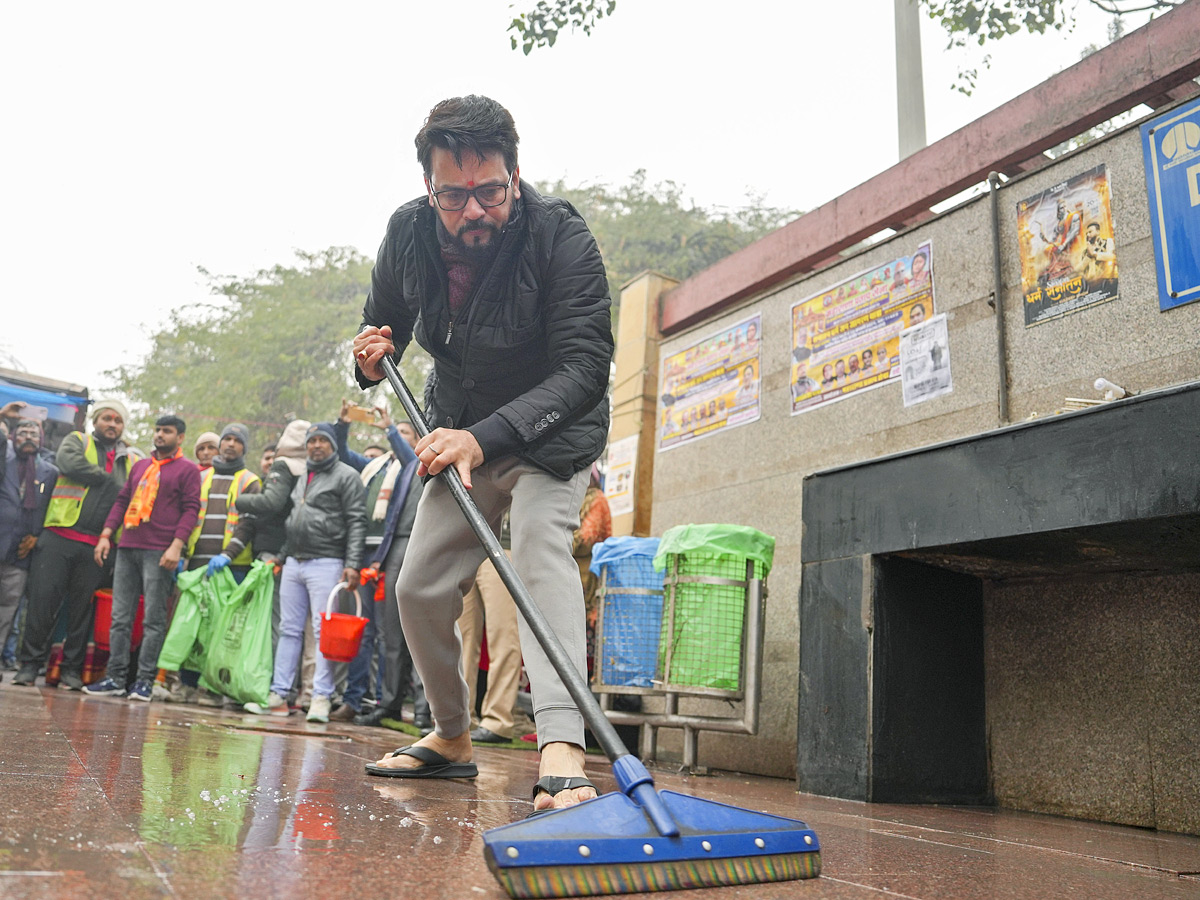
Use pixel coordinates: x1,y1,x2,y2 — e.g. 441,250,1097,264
509,0,617,54
922,0,1178,93
509,1,1178,94
538,171,799,304
510,0,1176,55
106,247,432,450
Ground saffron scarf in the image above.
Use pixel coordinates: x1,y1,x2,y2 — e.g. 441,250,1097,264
124,447,183,529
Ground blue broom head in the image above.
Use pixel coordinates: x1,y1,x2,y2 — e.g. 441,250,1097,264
483,790,821,898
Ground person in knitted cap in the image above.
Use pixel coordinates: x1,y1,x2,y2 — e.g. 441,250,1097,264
13,399,141,689
171,422,262,706
191,422,258,574
193,431,220,470
246,422,365,722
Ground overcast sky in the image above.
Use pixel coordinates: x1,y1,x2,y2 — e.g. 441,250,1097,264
1,0,1150,392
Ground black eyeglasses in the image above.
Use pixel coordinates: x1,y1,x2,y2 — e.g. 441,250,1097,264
429,172,513,212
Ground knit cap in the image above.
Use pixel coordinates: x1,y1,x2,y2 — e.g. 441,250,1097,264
306,422,339,451
221,422,251,451
193,431,220,453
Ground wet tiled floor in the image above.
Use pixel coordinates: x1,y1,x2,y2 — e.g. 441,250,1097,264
2,680,1198,899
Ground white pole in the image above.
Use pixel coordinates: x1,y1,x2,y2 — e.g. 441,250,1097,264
895,0,928,159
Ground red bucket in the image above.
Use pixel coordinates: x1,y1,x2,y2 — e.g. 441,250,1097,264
319,582,367,662
93,589,145,651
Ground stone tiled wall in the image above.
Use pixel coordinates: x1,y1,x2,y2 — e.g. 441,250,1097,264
647,115,1200,783
986,573,1200,835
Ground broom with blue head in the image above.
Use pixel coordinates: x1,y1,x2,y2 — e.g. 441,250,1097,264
382,357,821,897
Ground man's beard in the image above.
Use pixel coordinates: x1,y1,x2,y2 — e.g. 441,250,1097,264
17,440,38,456
452,222,501,260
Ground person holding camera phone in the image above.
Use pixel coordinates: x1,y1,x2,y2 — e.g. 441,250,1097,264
332,399,427,728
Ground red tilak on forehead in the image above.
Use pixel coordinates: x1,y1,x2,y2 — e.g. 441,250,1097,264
467,180,475,187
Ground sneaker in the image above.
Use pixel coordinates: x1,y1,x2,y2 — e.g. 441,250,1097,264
127,680,153,701
244,691,290,717
83,676,124,695
306,695,332,723
12,664,38,686
57,672,85,692
151,682,172,701
196,690,224,708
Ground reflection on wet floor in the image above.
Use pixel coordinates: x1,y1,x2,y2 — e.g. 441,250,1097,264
2,681,1199,899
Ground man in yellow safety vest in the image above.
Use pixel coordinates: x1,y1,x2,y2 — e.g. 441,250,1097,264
13,400,142,689
170,423,262,705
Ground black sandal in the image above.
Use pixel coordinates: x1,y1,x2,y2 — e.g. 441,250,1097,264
526,775,598,818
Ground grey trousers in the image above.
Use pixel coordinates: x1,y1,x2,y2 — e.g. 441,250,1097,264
109,547,176,684
397,458,588,749
0,564,27,652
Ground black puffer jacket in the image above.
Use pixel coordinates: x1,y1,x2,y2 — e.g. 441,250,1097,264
357,183,613,480
283,460,367,569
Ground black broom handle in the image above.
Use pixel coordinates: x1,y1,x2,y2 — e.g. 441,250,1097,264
380,356,632,764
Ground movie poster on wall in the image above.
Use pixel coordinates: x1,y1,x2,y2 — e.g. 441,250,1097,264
790,241,935,415
657,313,761,452
1017,164,1119,327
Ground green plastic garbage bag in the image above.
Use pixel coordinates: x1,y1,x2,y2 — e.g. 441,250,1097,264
157,568,219,672
653,524,775,691
200,561,275,707
652,523,775,576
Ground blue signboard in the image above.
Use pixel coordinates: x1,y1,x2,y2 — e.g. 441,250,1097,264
1141,100,1200,311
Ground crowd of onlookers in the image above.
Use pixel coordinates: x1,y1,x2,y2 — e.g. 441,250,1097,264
0,397,610,739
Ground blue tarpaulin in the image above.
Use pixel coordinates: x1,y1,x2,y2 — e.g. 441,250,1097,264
0,382,84,425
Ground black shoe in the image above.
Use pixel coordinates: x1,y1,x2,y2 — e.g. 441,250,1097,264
57,672,84,691
354,707,401,727
11,664,37,686
470,727,509,744
413,714,433,736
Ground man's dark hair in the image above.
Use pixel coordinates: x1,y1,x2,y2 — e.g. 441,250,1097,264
364,444,386,454
263,442,277,453
415,95,519,178
156,414,186,433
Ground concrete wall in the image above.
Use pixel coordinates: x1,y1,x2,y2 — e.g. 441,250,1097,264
646,116,1200,780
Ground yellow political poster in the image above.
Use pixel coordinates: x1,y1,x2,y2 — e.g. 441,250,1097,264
657,313,761,451
790,241,934,415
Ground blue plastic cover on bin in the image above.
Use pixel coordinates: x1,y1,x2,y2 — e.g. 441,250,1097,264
652,523,776,577
590,536,661,574
592,537,662,687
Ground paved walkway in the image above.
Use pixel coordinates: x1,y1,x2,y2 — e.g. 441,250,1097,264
1,681,1198,899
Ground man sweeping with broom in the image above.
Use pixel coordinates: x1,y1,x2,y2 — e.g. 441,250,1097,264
352,94,613,814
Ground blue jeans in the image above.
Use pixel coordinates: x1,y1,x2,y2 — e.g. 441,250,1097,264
272,558,343,700
109,547,177,685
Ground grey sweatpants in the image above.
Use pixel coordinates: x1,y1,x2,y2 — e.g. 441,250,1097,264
396,458,588,749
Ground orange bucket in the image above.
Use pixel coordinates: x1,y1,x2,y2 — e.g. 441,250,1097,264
319,581,367,662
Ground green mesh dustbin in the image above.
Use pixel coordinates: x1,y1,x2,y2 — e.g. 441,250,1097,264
652,524,775,695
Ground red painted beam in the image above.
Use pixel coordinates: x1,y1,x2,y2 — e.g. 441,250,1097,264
660,1,1200,335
